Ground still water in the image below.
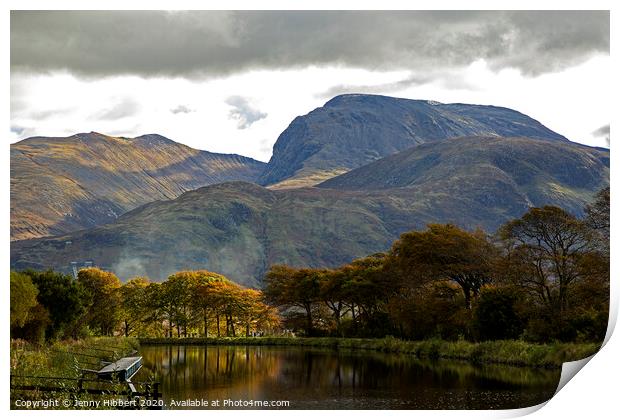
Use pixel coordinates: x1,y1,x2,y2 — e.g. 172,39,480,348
135,345,560,410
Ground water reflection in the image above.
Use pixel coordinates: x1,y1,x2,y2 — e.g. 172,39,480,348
136,345,560,409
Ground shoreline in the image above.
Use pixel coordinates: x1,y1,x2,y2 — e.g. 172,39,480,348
137,336,600,369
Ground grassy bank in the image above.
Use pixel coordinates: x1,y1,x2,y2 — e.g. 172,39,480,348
11,337,141,409
138,336,600,368
11,337,139,378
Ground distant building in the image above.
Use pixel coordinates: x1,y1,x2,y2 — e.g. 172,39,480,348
69,260,94,278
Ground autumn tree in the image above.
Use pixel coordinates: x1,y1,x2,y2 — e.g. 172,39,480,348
119,277,150,337
236,289,271,336
264,265,321,335
202,280,242,337
390,224,498,309
585,186,610,243
253,301,281,334
134,270,280,338
143,283,168,337
319,268,349,335
159,272,198,337
585,186,610,283
190,272,231,337
387,280,464,340
77,268,122,335
499,206,595,315
340,254,394,335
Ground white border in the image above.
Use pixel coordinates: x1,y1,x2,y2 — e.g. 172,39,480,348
3,2,617,420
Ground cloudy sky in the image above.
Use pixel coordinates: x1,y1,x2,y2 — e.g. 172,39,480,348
10,11,610,161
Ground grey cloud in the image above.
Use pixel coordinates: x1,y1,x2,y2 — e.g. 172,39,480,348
10,11,609,78
11,125,26,136
592,124,610,147
10,125,39,140
28,107,76,120
318,76,433,99
93,98,140,120
226,96,267,129
317,71,476,99
171,105,195,114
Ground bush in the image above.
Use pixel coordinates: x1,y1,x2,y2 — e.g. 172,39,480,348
12,304,50,344
472,287,524,341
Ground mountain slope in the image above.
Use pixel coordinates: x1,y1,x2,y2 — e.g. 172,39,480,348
318,136,609,217
10,132,266,240
258,94,568,188
11,137,608,286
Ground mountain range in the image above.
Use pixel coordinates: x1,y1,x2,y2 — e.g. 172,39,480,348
11,132,265,240
258,94,568,188
10,94,609,286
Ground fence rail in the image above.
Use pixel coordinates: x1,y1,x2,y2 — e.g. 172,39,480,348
10,374,162,408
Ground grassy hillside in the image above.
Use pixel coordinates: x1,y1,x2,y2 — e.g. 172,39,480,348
319,136,609,217
11,136,608,286
11,132,266,240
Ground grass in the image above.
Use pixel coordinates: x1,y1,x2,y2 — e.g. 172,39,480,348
138,336,601,368
10,337,140,409
11,337,139,377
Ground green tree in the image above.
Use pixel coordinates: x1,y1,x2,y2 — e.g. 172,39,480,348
10,272,39,329
23,269,87,339
472,286,524,341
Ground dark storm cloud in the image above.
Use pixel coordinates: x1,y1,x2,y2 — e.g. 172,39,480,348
10,11,609,78
226,96,267,129
592,124,610,146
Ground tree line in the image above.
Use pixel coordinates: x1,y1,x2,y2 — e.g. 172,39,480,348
263,188,610,343
10,269,279,343
11,187,608,345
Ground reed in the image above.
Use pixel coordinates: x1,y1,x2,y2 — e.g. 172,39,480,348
138,336,600,368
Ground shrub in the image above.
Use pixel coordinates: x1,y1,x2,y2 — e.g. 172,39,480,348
472,287,524,341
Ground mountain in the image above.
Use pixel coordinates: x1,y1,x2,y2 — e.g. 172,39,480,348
11,136,608,287
319,136,609,218
10,96,571,240
258,94,568,188
10,132,266,240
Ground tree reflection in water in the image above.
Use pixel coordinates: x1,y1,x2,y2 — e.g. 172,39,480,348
136,345,560,409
